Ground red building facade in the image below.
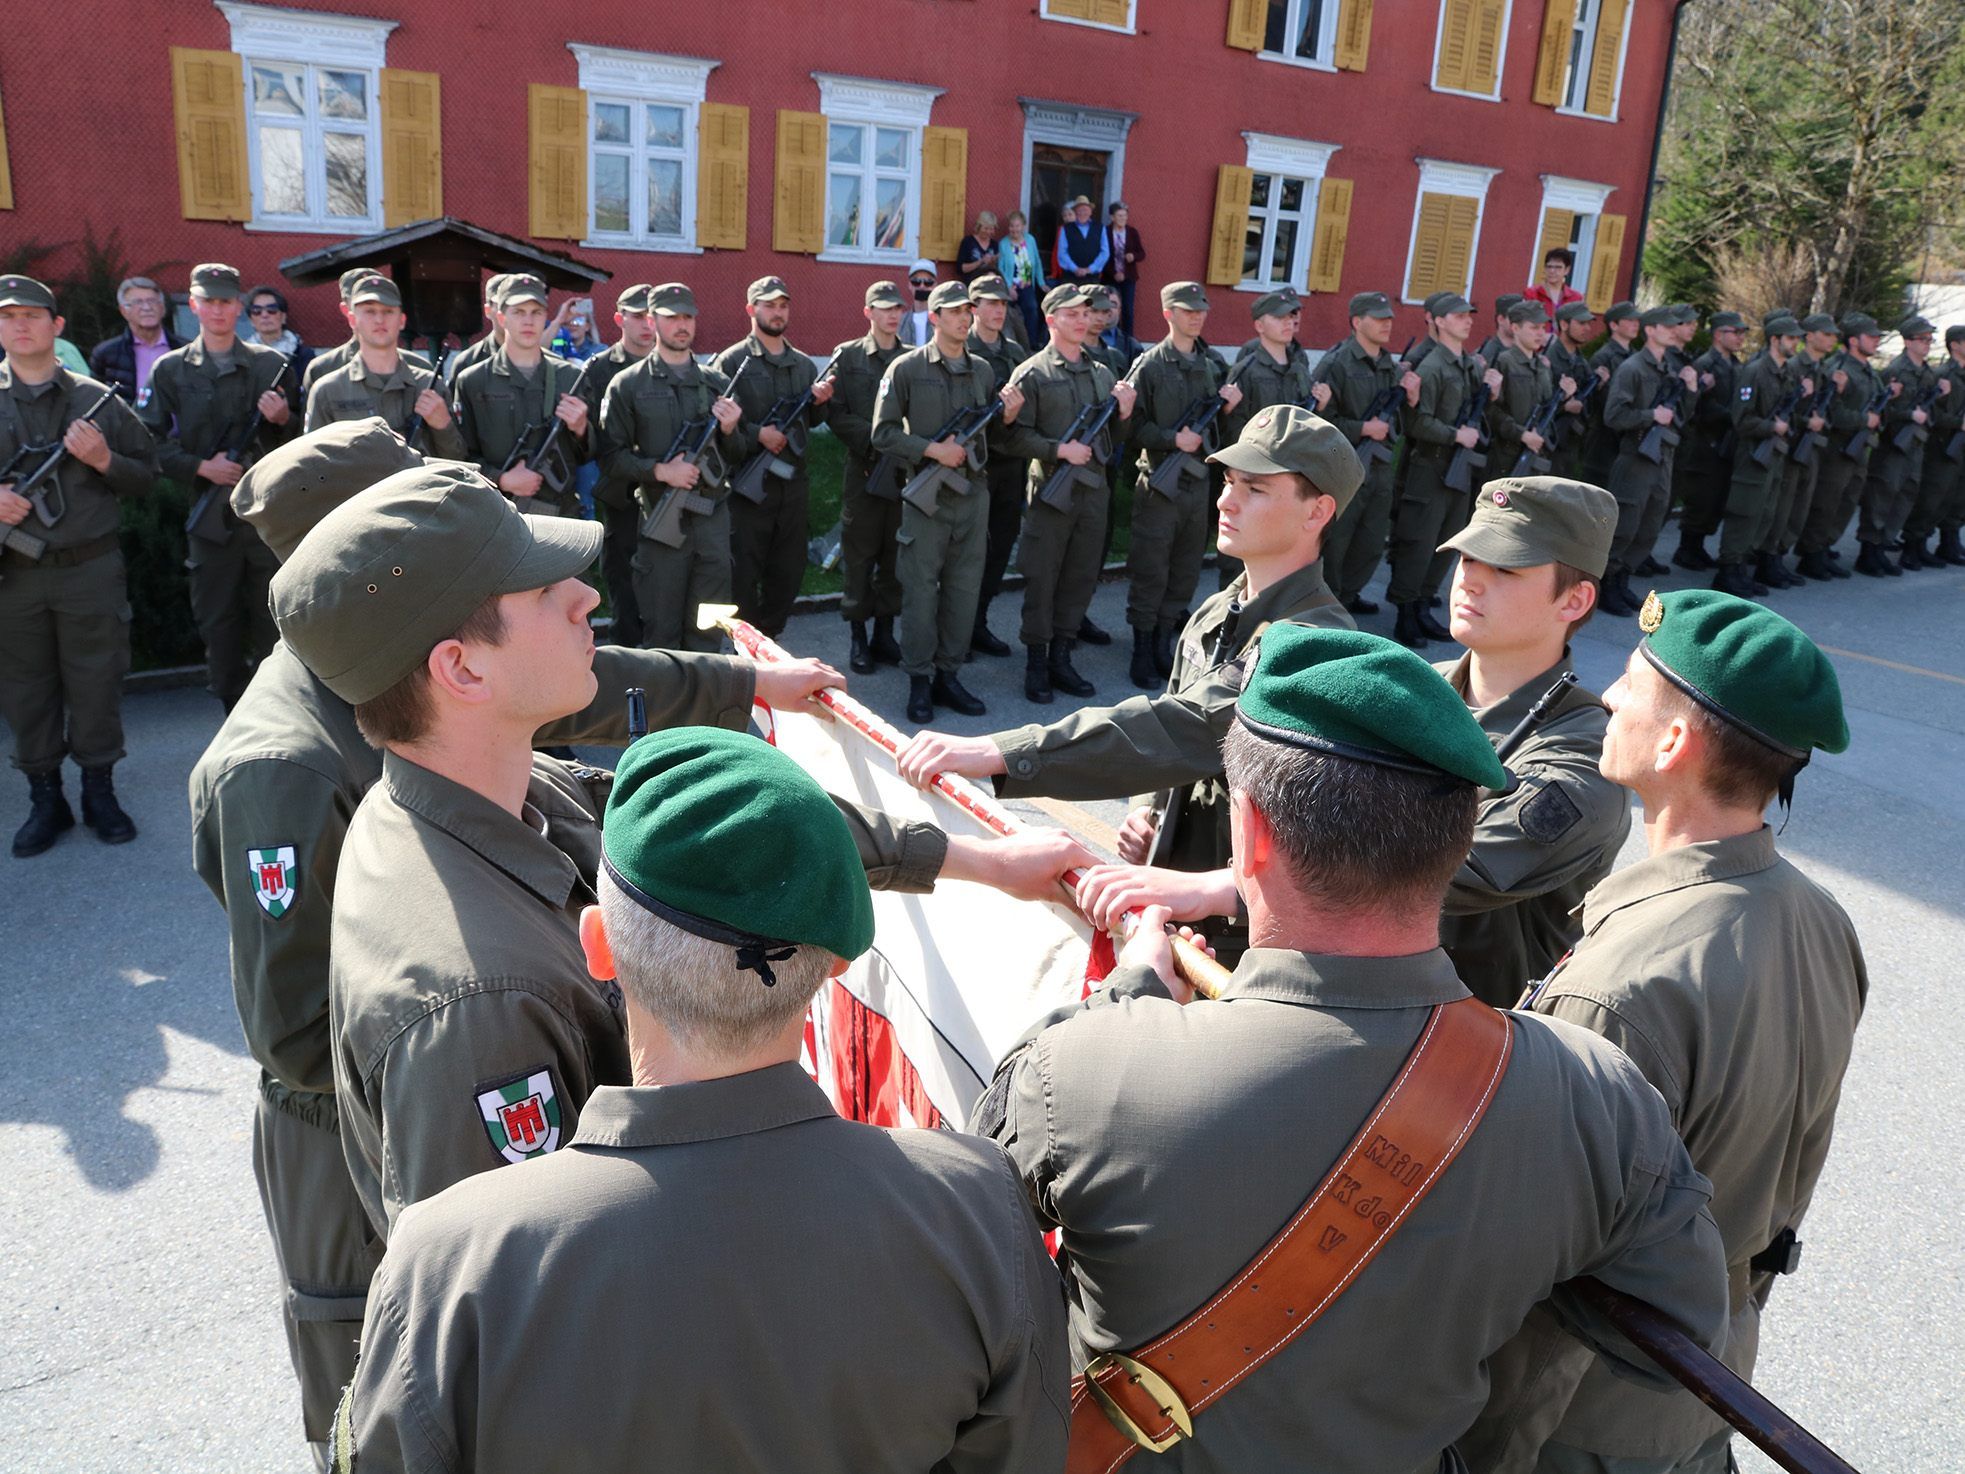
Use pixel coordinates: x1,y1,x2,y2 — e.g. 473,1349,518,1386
0,0,1679,353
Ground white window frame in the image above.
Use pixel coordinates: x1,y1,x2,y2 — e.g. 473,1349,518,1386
1257,0,1342,74
220,2,394,235
569,45,716,256
813,74,944,267
1428,0,1515,103
1556,0,1632,122
1527,174,1614,290
1039,0,1138,34
1236,133,1341,296
1400,158,1501,305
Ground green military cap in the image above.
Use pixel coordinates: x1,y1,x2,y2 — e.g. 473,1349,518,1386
1042,283,1097,314
1555,301,1598,324
746,275,791,304
1764,315,1802,339
1709,310,1746,331
484,272,513,304
1897,314,1936,338
0,275,56,311
190,263,243,300
348,274,401,309
1236,624,1510,789
1635,589,1848,759
499,274,549,308
864,279,906,309
1493,293,1524,317
1639,305,1675,329
233,418,426,563
652,282,698,316
1761,308,1795,330
1078,284,1111,311
1507,300,1550,326
1838,311,1879,336
1798,312,1837,334
1443,476,1617,578
1433,291,1475,315
1670,303,1699,325
1948,324,1965,346
1604,300,1640,323
271,465,602,705
338,267,375,301
615,283,657,314
967,273,1011,303
1209,403,1363,512
1161,281,1209,311
601,727,875,972
1250,286,1301,320
927,280,971,312
1348,291,1395,320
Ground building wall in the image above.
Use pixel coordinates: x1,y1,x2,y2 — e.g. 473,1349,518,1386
0,0,1675,355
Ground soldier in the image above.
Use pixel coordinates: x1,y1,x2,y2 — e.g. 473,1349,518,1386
997,283,1138,703
712,276,834,636
1905,323,1965,567
330,727,1070,1474
1221,286,1327,593
1796,312,1887,575
1672,310,1747,571
302,275,463,458
1314,290,1414,615
453,274,590,518
831,281,908,673
1599,306,1699,616
440,272,511,388
141,262,296,710
899,405,1360,963
1400,290,1456,377
1472,590,1864,1474
1485,300,1564,495
1578,301,1641,494
1858,314,1947,573
964,273,1030,659
1078,284,1131,648
1713,315,1809,597
1628,303,1707,580
1477,292,1524,366
0,274,156,856
301,269,389,398
975,622,1727,1474
1545,301,1601,478
580,284,660,647
1123,281,1243,688
1785,313,1846,582
872,279,1015,722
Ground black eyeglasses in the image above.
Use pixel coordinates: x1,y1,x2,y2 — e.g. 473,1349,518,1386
248,304,283,315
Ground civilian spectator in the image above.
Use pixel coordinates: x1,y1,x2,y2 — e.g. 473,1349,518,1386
998,211,1048,347
53,338,88,375
244,286,318,386
550,296,605,361
1053,195,1109,284
902,260,937,347
87,276,183,404
1101,201,1147,338
956,211,999,287
1523,249,1585,315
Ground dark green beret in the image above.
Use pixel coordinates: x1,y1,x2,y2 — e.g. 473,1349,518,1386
1709,311,1746,331
1236,625,1510,789
1604,300,1640,323
1636,589,1848,758
601,727,875,968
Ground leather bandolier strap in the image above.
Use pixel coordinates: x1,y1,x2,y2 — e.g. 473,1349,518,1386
1066,996,1515,1473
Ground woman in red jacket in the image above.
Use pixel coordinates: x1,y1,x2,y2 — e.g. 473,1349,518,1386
1523,248,1585,314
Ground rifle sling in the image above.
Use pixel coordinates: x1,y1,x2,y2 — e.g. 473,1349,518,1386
1065,996,1513,1473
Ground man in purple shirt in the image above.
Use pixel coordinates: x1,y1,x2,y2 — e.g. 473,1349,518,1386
88,276,184,405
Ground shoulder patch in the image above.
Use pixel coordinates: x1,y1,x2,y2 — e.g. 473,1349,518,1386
248,846,299,918
1740,383,1754,401
476,1067,563,1163
1518,782,1585,844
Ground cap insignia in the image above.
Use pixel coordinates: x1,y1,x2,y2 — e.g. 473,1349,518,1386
1638,590,1664,634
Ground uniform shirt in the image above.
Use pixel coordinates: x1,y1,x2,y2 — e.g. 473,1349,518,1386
597,351,746,515
1407,343,1480,462
871,339,998,493
140,336,297,483
1127,337,1226,489
302,338,426,397
1494,827,1867,1460
1728,350,1802,482
1435,652,1630,1007
1602,346,1681,460
710,334,826,486
302,353,465,460
1685,345,1741,467
828,332,905,479
1225,342,1315,440
1312,338,1404,464
569,341,649,513
1579,338,1634,471
1925,353,1965,474
1000,343,1118,498
452,349,588,508
0,365,156,548
1876,350,1937,472
335,1065,1070,1474
968,328,1031,471
1488,345,1555,474
975,950,1728,1474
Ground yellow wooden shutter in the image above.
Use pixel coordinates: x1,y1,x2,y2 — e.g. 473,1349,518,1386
1405,193,1451,300
0,87,12,211
1531,0,1578,105
1226,0,1267,52
1439,196,1480,297
1465,0,1508,94
1435,0,1474,91
1537,206,1577,268
919,126,968,261
527,84,586,240
773,110,827,254
1334,0,1374,71
1206,165,1254,287
1584,0,1629,116
1047,0,1130,20
379,69,441,227
1585,213,1626,312
696,103,748,250
171,48,250,222
1307,178,1353,293
1046,0,1091,15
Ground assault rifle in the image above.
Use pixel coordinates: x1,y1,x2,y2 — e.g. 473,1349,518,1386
1145,359,1248,495
635,358,756,548
0,386,118,567
1789,371,1839,468
1508,384,1572,477
1636,377,1688,464
1840,381,1894,460
1889,377,1948,454
496,357,607,502
1353,382,1408,471
1749,379,1811,468
1035,359,1145,512
186,353,291,543
1442,383,1494,494
729,356,839,504
897,400,1004,515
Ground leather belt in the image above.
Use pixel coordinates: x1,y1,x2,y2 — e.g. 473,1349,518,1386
0,532,119,571
1066,997,1514,1473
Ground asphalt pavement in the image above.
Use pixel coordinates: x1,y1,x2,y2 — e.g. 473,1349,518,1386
2,545,1961,1472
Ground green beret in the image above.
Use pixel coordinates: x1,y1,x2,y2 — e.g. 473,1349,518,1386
233,418,425,563
1161,281,1209,312
1251,287,1301,320
1443,476,1617,578
602,727,874,968
1507,300,1550,326
1636,589,1848,758
1709,311,1746,331
1348,291,1395,320
1236,625,1510,789
1555,301,1598,324
1604,300,1640,323
1209,404,1363,513
0,275,56,312
927,280,971,312
1798,312,1837,334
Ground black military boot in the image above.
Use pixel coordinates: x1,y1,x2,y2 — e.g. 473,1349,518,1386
1076,615,1113,647
930,670,986,717
1596,572,1637,617
1049,638,1096,698
1152,625,1179,678
1855,542,1888,577
1898,535,1930,570
1711,562,1751,597
1345,595,1380,616
1797,549,1833,581
1638,555,1670,577
13,772,74,858
1129,628,1159,689
79,766,137,846
906,675,935,725
1024,643,1054,704
1392,602,1429,649
1882,548,1904,576
1752,553,1784,593
1939,527,1965,565
1673,535,1715,572
869,616,903,665
1416,603,1454,641
1825,549,1853,578
969,618,1010,657
849,621,875,675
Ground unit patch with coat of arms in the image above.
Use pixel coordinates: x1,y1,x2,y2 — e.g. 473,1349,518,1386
476,1067,563,1164
248,846,298,918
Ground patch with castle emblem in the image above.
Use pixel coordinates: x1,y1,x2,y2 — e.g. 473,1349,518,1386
248,846,298,918
476,1067,563,1164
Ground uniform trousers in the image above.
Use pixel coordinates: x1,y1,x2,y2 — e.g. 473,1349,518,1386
1387,455,1469,607
1908,450,1964,536
1798,453,1868,553
1323,459,1398,602
1534,1428,1736,1474
730,471,808,636
632,500,732,653
1124,471,1210,632
597,494,642,646
1716,463,1775,565
973,454,1028,631
839,460,904,624
1770,454,1819,554
898,484,986,676
1607,452,1671,573
1018,479,1108,646
1857,449,1920,545
188,522,279,705
0,547,129,773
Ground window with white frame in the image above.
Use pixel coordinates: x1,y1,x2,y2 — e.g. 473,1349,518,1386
814,74,943,265
1260,0,1339,69
1527,175,1613,287
1559,0,1631,118
570,46,716,252
1239,133,1340,292
220,2,393,232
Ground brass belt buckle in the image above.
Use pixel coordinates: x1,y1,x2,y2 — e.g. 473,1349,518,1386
1084,1351,1193,1454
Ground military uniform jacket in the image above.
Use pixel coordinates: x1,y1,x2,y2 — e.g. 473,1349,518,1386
571,341,648,513
1729,350,1801,481
452,349,588,498
1685,347,1740,466
1825,348,1880,460
968,328,1030,463
1928,354,1965,464
1127,337,1227,490
440,334,493,388
1435,653,1629,1006
1312,339,1403,472
0,364,156,548
597,351,746,520
335,1066,1069,1474
303,353,465,460
711,334,826,480
140,336,297,485
1499,827,1866,1459
829,333,904,475
1000,343,1118,498
1877,350,1936,470
1602,346,1681,461
975,950,1727,1474
1488,346,1555,473
1226,342,1315,439
1545,340,1591,465
871,339,997,497
1579,339,1634,467
303,338,428,396
1406,344,1479,469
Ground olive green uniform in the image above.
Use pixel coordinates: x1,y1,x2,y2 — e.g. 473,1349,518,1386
1577,339,1633,488
1388,345,1480,608
1857,350,1934,549
1772,348,1835,555
0,366,156,775
439,333,492,388
141,337,295,704
302,355,465,460
967,327,1031,628
302,338,427,397
974,950,1728,1474
1220,343,1317,588
1474,828,1865,1474
1798,349,1880,555
1312,339,1404,602
1486,345,1555,488
452,349,587,517
711,335,824,635
830,332,907,625
1125,337,1227,633
597,351,746,652
333,1067,1069,1474
1907,354,1965,546
1601,347,1683,576
1674,346,1739,548
1717,350,1795,567
1544,340,1593,478
571,341,651,646
872,341,997,677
